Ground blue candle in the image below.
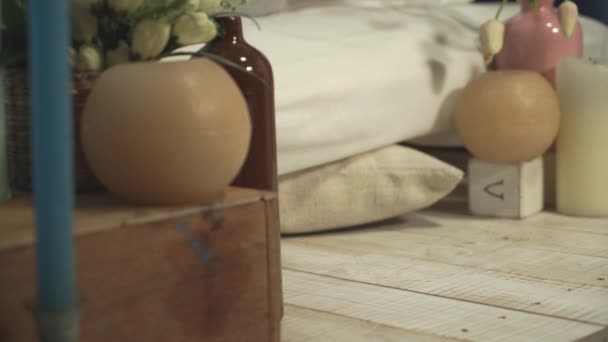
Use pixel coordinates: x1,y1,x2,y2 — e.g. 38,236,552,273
29,0,77,311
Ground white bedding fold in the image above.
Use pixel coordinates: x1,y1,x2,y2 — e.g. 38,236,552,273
174,4,606,175
244,4,486,175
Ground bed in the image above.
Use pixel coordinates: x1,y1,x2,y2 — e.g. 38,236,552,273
235,1,607,174
226,1,605,232
175,3,604,174
172,1,607,233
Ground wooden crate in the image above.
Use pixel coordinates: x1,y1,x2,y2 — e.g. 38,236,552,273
0,187,282,342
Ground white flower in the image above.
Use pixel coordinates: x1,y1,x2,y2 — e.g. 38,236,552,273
109,0,144,13
173,12,218,45
131,19,171,60
106,41,132,68
73,11,98,44
76,45,103,72
558,1,578,38
479,19,505,64
198,0,221,14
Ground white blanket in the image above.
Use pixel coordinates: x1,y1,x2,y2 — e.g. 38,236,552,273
247,3,488,175
175,3,607,175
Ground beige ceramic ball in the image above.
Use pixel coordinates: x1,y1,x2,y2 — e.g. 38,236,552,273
454,70,560,163
82,59,251,205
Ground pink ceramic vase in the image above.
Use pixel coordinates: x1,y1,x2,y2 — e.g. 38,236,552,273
494,0,583,86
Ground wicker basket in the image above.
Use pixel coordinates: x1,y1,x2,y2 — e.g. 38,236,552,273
4,68,104,192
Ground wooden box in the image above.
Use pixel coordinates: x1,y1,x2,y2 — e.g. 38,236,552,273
0,188,282,342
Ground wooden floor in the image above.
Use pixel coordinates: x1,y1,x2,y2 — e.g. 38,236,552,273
279,199,608,342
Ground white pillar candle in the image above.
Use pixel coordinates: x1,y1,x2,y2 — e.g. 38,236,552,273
555,56,608,217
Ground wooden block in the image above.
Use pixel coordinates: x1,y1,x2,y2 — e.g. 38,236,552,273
468,157,544,218
0,187,282,342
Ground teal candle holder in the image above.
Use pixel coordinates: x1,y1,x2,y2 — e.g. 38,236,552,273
28,0,79,340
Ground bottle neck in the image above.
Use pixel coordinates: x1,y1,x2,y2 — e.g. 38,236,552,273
216,16,245,43
518,0,555,12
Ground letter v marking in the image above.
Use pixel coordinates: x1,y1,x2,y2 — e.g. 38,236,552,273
484,179,505,201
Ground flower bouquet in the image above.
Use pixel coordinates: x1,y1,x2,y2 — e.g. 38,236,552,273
2,0,247,69
0,0,247,192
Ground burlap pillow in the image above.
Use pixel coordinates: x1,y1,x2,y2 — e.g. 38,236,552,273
279,145,464,234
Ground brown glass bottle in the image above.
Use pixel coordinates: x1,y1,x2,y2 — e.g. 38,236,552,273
203,16,278,192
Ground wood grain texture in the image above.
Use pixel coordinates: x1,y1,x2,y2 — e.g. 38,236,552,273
0,187,273,250
403,207,608,259
282,241,608,325
283,270,606,342
0,189,281,342
290,214,608,288
430,201,608,236
280,198,608,341
282,305,466,342
277,147,606,341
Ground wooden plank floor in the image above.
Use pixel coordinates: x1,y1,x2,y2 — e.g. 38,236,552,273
280,200,608,342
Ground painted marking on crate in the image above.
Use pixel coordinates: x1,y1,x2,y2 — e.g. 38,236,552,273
176,223,214,264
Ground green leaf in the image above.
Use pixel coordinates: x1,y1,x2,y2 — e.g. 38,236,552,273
494,0,509,20
529,0,538,8
127,0,194,25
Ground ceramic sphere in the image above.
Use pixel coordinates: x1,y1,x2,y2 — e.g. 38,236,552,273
454,70,560,163
82,58,251,205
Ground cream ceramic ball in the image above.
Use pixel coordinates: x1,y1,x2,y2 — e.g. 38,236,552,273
454,70,560,163
82,59,251,205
